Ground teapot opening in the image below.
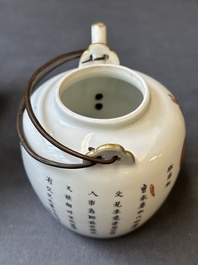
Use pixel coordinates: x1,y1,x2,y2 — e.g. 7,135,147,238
59,75,144,119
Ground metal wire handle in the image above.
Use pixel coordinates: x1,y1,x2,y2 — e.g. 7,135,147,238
16,50,118,169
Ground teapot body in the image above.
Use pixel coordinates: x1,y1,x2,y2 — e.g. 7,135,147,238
20,66,185,238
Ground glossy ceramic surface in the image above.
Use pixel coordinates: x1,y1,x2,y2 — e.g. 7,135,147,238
19,23,185,238
21,67,185,238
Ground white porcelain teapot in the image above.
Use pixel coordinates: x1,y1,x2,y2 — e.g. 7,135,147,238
17,23,185,238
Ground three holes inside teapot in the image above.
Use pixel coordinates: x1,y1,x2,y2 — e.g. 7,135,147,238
60,76,144,119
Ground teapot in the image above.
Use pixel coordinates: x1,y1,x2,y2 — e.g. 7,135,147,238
17,23,185,238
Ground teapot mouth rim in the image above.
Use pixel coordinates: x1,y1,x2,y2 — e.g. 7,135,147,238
55,64,150,126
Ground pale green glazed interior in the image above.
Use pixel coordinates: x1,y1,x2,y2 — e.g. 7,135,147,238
60,76,143,119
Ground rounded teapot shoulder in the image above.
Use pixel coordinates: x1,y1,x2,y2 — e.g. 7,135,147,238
23,70,185,165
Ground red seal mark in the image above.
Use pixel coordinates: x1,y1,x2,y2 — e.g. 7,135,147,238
150,184,155,196
168,93,179,104
180,139,186,168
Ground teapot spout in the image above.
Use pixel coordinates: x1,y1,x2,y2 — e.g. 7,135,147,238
91,22,107,44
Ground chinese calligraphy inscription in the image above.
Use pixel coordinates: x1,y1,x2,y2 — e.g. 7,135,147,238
131,184,148,230
88,191,98,235
46,176,60,221
110,191,124,235
65,185,77,230
165,164,174,188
